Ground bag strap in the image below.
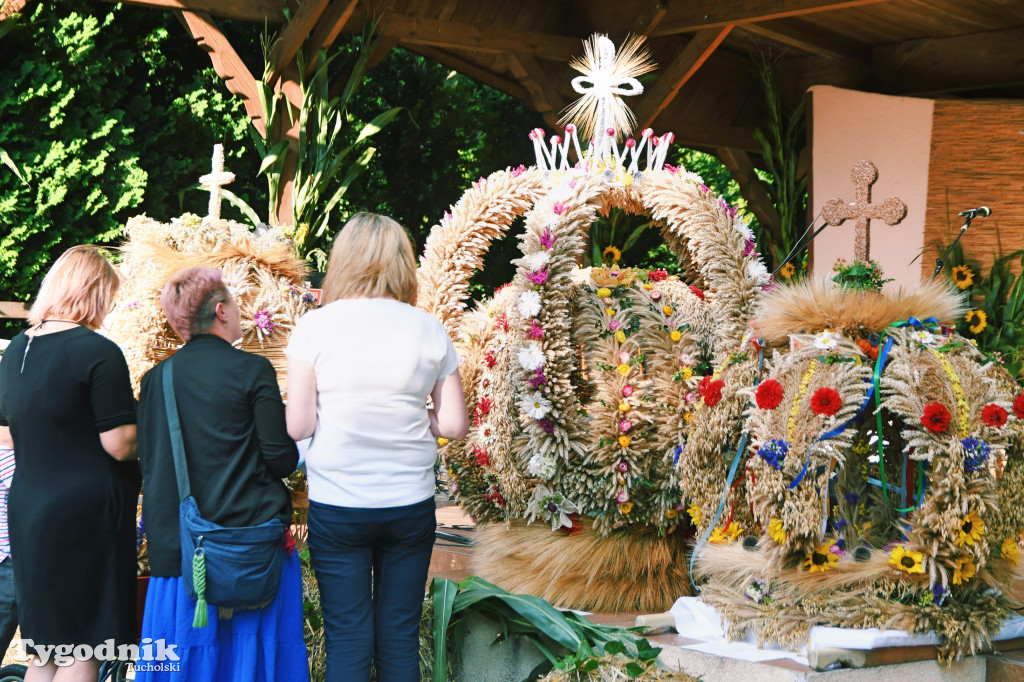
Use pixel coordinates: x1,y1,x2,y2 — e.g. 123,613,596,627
162,357,192,502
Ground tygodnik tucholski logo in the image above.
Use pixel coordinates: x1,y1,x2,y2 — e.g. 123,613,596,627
17,638,181,671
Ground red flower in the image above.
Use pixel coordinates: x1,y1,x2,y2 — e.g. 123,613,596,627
689,285,705,301
282,529,297,556
648,269,669,282
560,513,584,536
472,444,490,466
472,395,493,426
809,387,842,417
493,311,510,332
921,402,951,433
1014,395,1024,420
485,350,497,368
982,403,1008,428
698,375,711,397
704,380,725,407
755,379,784,410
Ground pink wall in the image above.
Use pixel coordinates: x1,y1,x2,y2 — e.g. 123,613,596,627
809,86,933,289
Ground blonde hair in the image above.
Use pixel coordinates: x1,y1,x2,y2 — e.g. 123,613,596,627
321,213,418,306
28,245,121,329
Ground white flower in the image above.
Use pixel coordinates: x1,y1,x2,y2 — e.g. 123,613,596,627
735,220,754,241
813,330,840,350
518,290,542,318
746,258,770,285
522,250,551,271
479,425,495,444
911,330,936,345
492,337,508,351
521,391,551,419
527,453,557,480
569,266,593,286
518,341,546,371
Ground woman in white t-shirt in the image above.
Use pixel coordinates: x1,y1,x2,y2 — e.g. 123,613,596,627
286,213,467,682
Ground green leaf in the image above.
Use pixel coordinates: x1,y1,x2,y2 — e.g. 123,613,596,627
431,578,457,682
625,661,646,677
353,107,403,145
604,640,626,656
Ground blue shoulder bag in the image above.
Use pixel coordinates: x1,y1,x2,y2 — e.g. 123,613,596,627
162,357,285,628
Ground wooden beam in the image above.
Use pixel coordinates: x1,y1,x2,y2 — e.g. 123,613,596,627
0,302,29,319
632,0,668,37
674,123,761,153
653,0,892,35
874,27,1024,95
404,45,530,101
636,27,733,131
738,18,869,63
362,10,581,61
304,0,359,75
505,53,565,114
717,147,784,248
97,0,287,23
268,0,330,82
177,10,267,135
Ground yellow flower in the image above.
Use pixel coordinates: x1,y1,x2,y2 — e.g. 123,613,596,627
709,521,743,543
779,262,796,280
965,309,987,334
618,435,631,448
602,246,622,263
683,411,694,421
803,542,839,573
956,511,985,547
665,508,678,519
437,437,449,446
888,545,925,574
605,307,616,316
951,264,974,289
680,366,693,380
616,363,630,376
670,330,682,342
687,504,702,526
1002,537,1020,564
953,556,977,585
662,305,673,315
642,283,653,290
618,402,630,412
619,502,633,514
596,287,612,298
767,518,786,544
616,330,626,342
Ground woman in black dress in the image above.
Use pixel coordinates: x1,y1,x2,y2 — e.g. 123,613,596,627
0,246,139,682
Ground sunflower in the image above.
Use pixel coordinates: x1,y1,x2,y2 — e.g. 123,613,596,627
951,264,975,290
888,545,925,574
803,542,839,573
767,518,786,544
956,511,985,546
779,262,796,280
686,503,702,526
602,245,622,264
1001,537,1020,565
709,521,743,543
965,309,987,334
952,556,977,585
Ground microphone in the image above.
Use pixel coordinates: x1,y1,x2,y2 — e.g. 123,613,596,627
958,206,991,219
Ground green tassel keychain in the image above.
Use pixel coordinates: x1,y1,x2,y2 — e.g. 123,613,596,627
192,544,209,628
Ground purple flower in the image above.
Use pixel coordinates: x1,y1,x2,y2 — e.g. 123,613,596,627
136,513,145,550
547,502,558,513
758,439,789,470
835,519,847,530
538,418,555,433
744,238,756,256
673,445,682,466
527,320,545,339
528,367,547,389
526,268,549,286
254,309,276,335
932,582,946,605
553,201,569,215
844,492,859,504
539,228,555,250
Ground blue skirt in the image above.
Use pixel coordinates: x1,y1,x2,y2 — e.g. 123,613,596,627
134,551,310,682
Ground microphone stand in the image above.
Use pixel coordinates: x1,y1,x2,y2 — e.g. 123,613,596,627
930,215,973,283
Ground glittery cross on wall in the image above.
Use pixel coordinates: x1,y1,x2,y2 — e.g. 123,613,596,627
821,160,907,262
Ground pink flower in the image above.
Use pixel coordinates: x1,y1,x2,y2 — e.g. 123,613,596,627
609,319,621,331
622,385,634,397
510,164,526,178
526,268,549,286
618,351,630,364
619,419,632,432
744,238,756,256
616,490,630,503
650,291,662,301
568,179,578,189
254,309,276,335
617,461,629,472
442,210,452,223
698,184,710,193
527,320,545,339
685,392,697,403
539,228,555,250
553,201,569,215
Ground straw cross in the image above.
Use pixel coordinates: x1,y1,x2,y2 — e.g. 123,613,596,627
821,160,906,262
199,144,235,222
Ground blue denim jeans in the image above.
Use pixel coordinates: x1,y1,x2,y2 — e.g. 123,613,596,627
0,556,17,655
307,497,435,682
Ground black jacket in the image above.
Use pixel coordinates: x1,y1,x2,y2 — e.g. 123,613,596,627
137,334,298,577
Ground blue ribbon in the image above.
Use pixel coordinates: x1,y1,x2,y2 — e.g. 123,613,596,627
688,343,764,589
894,316,939,330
